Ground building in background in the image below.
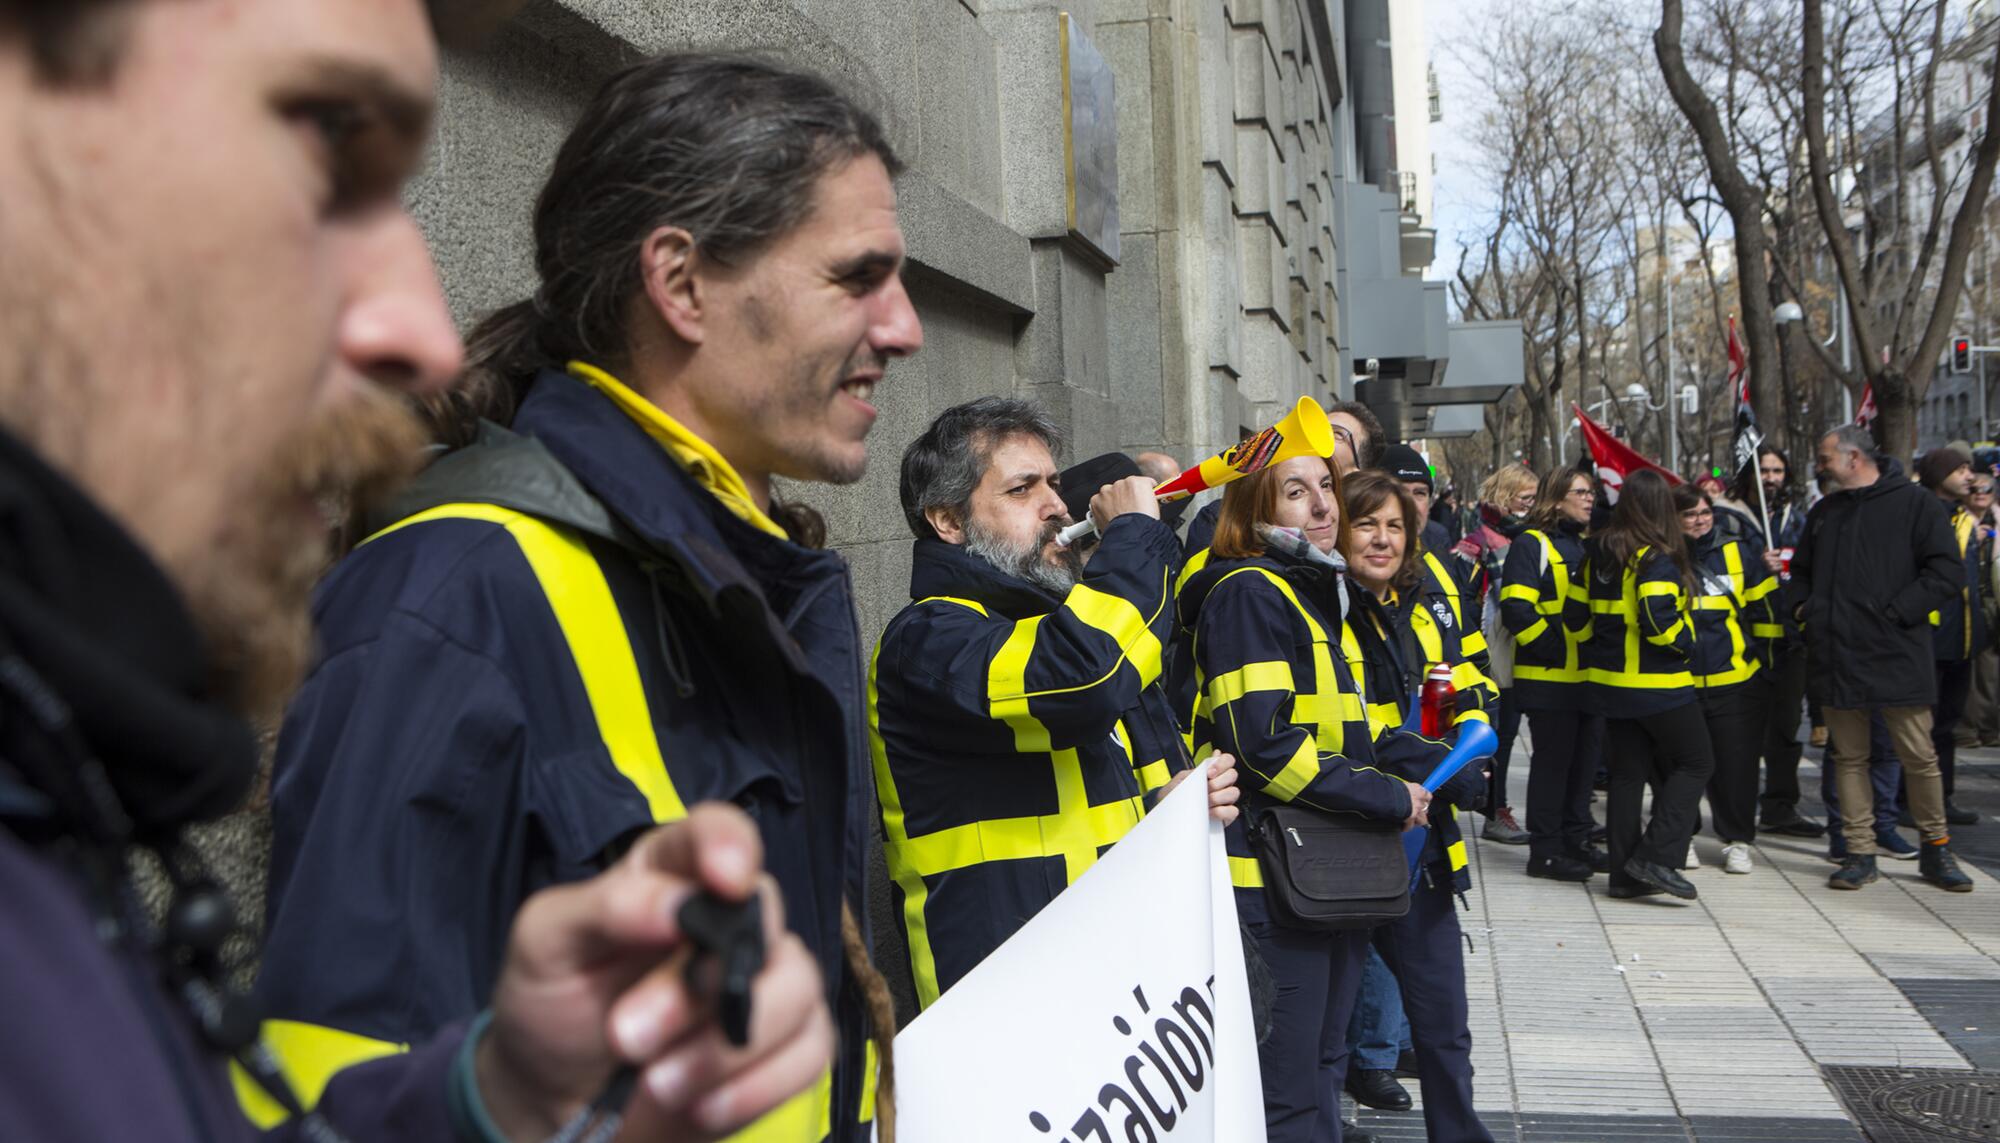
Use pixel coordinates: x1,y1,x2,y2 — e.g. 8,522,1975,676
169,0,1523,1026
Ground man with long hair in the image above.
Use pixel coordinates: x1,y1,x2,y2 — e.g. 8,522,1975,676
258,53,922,1136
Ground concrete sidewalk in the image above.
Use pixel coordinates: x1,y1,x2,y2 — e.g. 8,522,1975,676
1348,742,2000,1142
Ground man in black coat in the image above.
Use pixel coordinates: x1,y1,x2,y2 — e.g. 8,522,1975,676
1795,426,1974,892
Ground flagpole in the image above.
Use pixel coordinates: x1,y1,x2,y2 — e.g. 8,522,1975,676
1751,461,1773,549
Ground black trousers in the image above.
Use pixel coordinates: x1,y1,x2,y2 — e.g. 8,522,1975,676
1524,707,1602,861
1606,702,1716,888
1369,879,1495,1143
1758,648,1808,818
1933,658,1973,799
1700,676,1769,843
1489,688,1524,812
1251,923,1368,1143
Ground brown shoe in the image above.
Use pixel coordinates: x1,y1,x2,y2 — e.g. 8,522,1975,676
1809,726,1828,748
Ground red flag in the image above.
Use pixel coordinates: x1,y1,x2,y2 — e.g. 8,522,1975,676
1574,404,1681,504
1856,382,1878,428
1727,316,1748,404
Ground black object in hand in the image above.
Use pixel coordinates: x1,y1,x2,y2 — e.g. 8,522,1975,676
676,889,765,1047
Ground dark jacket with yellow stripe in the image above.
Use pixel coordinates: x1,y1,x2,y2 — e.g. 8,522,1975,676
869,517,1185,1010
257,371,878,1140
1342,578,1496,895
1176,548,1424,926
1499,520,1589,710
1687,529,1779,688
1931,503,1988,662
1577,542,1697,718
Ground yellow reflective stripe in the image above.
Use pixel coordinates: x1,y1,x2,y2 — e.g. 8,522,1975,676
1229,855,1264,888
232,1021,406,1127
1176,546,1213,595
1449,661,1488,694
1423,552,1463,625
1456,708,1493,725
1066,575,1168,686
1647,618,1686,646
1694,659,1761,688
720,1070,832,1141
1294,688,1365,728
1461,630,1489,657
1689,595,1739,611
1587,667,1695,688
1447,838,1468,872
1742,577,1778,602
1135,758,1171,793
1265,736,1322,802
1208,660,1296,707
1751,623,1784,638
367,504,686,822
914,594,990,617
858,1039,878,1124
988,617,1049,753
869,642,945,1008
1499,584,1540,604
1229,855,1265,888
1638,581,1683,599
1516,617,1549,645
1366,699,1401,728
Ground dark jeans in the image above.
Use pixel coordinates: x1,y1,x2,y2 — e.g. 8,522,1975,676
1524,708,1602,861
1489,688,1524,812
1701,676,1770,843
1759,649,1808,818
1252,923,1368,1143
1933,658,1973,799
1369,880,1494,1142
1606,703,1716,888
1346,946,1409,1072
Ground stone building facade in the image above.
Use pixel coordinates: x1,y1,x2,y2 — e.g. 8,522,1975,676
413,0,1366,642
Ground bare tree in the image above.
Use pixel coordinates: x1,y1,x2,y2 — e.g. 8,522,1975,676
1798,0,2000,454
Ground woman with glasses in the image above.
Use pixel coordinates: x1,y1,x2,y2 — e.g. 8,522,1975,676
1581,470,1714,900
1673,483,1780,875
1499,466,1604,882
1454,462,1538,845
1339,471,1497,1143
1177,452,1429,1143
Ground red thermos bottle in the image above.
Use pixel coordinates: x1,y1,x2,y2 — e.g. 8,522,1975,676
1421,663,1455,738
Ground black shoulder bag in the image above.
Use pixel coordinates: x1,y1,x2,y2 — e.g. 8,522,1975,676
1245,593,1412,930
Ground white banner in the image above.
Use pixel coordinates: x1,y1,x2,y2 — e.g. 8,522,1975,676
891,775,1267,1142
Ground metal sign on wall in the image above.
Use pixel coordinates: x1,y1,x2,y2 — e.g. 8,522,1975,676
1061,11,1120,268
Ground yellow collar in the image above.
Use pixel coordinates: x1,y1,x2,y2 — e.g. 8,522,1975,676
567,361,789,540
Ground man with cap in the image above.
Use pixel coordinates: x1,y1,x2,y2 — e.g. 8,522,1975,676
1383,443,1451,557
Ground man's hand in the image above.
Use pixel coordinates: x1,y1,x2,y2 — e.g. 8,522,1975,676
1161,755,1242,824
1401,781,1433,832
1761,550,1785,574
476,805,834,1143
1089,475,1161,529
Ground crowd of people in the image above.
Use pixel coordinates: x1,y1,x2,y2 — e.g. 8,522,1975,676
0,4,1988,1143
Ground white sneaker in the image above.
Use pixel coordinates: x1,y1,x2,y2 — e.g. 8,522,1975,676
1685,842,1701,869
1721,843,1752,874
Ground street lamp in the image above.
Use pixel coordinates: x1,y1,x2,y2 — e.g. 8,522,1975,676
1621,381,1683,473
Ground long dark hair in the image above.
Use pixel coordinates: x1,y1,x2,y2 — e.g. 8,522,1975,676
437,53,899,448
1730,442,1791,505
1597,469,1692,588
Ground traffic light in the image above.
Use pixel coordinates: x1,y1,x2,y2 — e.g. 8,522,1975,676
1953,336,1973,374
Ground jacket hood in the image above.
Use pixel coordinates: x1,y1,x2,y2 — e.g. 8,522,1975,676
1844,456,1911,500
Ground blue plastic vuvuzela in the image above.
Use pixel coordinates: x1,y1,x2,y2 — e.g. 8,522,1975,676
1402,720,1500,887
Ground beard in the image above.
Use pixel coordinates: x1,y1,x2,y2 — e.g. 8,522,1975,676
182,383,426,722
964,514,1083,596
